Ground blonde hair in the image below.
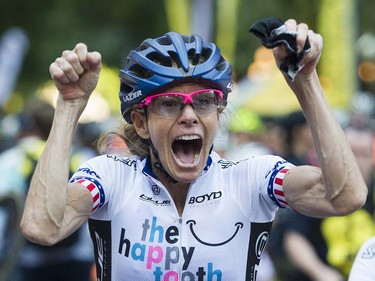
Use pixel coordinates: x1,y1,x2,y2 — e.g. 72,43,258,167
97,122,149,159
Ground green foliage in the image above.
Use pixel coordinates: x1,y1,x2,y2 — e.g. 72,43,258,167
0,0,374,99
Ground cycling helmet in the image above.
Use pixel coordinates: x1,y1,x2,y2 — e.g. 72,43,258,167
119,31,234,123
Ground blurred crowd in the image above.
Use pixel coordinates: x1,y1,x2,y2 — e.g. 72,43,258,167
1,90,375,281
222,93,375,281
0,97,99,281
1,25,375,281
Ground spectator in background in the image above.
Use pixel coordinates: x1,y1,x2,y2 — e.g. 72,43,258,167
321,117,375,277
266,110,331,281
225,107,271,161
260,116,287,157
96,122,131,157
0,97,55,281
71,121,103,171
278,114,375,281
282,110,317,166
0,97,94,281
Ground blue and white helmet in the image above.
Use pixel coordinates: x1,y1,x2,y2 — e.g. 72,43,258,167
119,31,233,123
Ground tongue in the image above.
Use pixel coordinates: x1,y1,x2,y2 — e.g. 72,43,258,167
174,142,196,164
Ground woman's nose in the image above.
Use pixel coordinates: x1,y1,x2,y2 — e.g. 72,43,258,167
177,104,199,125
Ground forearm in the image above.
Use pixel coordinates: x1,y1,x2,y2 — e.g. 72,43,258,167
290,72,367,213
285,231,323,276
285,231,344,281
21,95,87,244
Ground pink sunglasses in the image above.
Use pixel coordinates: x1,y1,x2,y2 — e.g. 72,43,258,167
138,89,224,118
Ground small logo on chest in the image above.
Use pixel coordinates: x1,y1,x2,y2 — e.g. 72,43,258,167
139,194,171,206
188,191,222,205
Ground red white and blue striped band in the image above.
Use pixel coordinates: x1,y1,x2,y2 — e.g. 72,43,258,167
71,177,105,213
267,166,290,208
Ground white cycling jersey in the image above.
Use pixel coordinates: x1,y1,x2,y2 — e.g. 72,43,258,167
349,236,375,281
70,151,293,281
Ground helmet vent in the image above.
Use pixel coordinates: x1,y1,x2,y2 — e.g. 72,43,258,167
156,36,172,46
188,49,200,66
199,47,212,63
120,82,133,94
215,56,228,71
183,35,195,44
146,51,172,67
128,64,154,79
139,43,148,51
168,51,183,69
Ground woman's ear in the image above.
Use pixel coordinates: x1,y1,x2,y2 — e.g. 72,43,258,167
131,110,150,139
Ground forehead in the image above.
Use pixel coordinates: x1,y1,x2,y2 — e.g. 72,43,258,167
164,83,208,93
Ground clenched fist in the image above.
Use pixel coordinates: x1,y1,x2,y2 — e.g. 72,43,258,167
49,43,102,101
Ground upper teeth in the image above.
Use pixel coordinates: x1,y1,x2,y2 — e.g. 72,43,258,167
176,135,200,141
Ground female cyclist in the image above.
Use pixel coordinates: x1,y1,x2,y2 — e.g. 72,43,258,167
21,19,367,280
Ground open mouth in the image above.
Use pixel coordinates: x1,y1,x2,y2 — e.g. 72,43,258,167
172,135,203,165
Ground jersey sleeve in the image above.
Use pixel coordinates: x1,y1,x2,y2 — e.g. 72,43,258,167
230,155,294,222
348,236,375,281
264,159,294,209
69,155,111,214
251,155,294,209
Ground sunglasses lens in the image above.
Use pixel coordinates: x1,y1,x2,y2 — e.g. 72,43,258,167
145,90,222,118
192,91,220,115
148,95,184,117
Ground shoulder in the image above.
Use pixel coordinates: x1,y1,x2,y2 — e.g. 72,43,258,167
80,154,141,169
349,236,375,280
71,154,143,184
218,152,291,171
211,151,292,176
358,236,375,256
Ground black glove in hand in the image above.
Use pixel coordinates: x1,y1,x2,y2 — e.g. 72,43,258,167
249,17,311,81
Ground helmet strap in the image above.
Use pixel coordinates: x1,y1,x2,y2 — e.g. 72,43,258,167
143,108,177,183
148,139,178,184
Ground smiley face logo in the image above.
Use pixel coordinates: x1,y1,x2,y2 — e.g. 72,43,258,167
186,220,243,247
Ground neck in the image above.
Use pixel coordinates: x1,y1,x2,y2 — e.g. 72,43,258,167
149,151,190,216
153,164,190,216
164,181,190,216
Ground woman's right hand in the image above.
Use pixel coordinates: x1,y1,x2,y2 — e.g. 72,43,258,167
49,43,102,102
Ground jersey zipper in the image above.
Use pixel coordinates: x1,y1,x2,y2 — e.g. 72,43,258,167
145,174,195,278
